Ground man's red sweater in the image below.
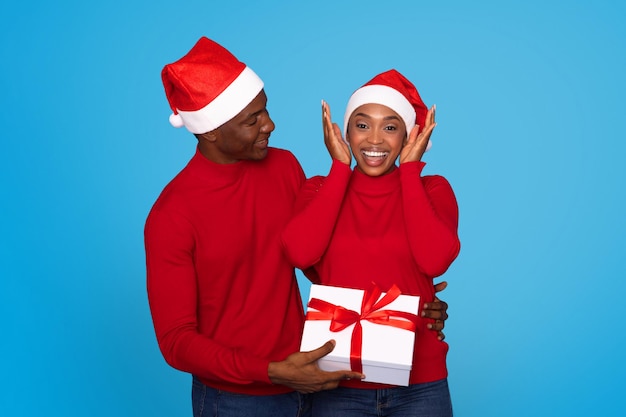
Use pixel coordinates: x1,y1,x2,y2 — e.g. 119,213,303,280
145,147,306,395
282,160,460,387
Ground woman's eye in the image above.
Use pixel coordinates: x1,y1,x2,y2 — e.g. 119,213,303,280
356,123,367,129
384,125,397,131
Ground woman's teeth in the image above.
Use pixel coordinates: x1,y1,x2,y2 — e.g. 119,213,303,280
363,151,388,158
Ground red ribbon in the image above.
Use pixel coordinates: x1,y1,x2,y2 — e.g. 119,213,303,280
305,284,419,374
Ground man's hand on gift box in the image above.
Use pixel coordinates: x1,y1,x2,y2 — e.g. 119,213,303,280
268,340,365,393
422,281,449,341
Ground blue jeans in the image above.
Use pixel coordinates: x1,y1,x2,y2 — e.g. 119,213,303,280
191,376,311,417
311,379,453,417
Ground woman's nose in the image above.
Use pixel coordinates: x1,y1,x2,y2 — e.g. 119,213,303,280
367,131,383,144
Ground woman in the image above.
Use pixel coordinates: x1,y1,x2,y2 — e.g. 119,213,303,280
281,69,460,416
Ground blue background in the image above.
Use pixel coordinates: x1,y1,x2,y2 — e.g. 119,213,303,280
2,1,625,416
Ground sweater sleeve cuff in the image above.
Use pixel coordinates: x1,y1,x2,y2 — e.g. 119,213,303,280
247,357,273,384
399,160,426,176
330,159,352,178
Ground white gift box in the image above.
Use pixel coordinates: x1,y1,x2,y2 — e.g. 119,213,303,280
300,284,420,386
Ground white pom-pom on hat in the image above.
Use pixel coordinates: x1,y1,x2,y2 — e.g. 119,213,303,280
169,113,184,128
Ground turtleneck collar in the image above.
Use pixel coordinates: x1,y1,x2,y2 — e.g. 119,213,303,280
349,164,400,196
188,146,249,182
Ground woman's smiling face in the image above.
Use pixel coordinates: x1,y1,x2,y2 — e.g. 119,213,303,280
346,103,407,177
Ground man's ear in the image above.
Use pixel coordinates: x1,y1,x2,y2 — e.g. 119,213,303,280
197,130,219,143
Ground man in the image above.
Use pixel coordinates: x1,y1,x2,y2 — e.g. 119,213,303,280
145,36,449,417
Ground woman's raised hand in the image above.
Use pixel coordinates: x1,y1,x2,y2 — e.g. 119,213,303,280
399,105,436,164
322,100,351,166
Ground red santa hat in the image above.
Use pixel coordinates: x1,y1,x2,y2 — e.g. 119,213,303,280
161,37,264,134
343,69,432,151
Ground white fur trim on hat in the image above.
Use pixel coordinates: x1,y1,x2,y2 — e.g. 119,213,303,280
172,66,264,134
343,85,415,138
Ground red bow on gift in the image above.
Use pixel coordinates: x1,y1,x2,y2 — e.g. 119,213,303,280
305,283,419,374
